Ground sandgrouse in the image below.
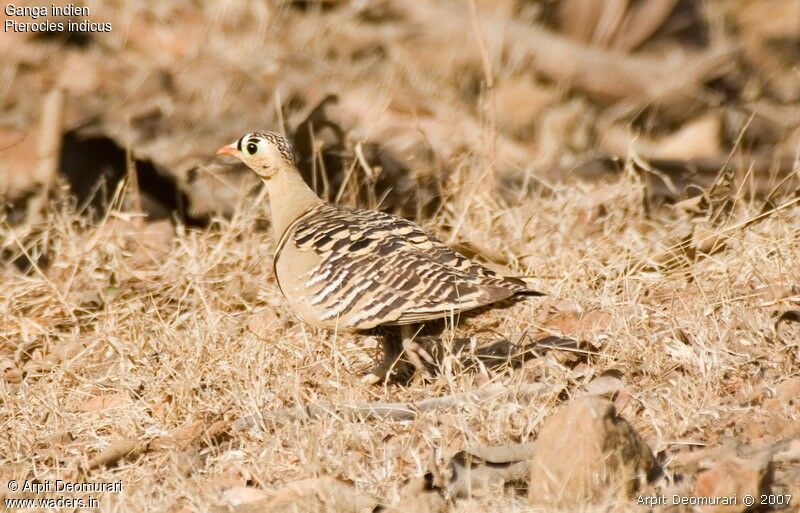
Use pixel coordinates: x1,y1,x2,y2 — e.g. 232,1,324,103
218,131,543,382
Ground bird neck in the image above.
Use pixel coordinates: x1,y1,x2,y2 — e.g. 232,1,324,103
263,165,324,241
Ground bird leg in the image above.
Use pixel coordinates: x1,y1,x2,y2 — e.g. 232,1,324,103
363,328,578,384
399,324,436,380
362,325,437,384
400,332,582,377
362,327,406,385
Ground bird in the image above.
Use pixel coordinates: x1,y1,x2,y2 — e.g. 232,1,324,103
217,130,543,382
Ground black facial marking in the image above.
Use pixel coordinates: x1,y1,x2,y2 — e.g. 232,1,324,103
236,135,244,152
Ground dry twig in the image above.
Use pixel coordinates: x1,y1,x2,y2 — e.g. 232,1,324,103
234,382,561,429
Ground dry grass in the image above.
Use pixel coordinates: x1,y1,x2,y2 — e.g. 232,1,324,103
2,167,799,511
2,1,800,512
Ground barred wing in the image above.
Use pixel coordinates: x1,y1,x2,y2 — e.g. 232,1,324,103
281,204,535,329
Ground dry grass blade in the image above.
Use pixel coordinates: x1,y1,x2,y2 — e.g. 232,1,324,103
235,383,561,429
24,88,65,222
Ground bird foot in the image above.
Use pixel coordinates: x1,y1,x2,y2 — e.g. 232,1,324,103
362,342,409,385
362,326,575,385
401,339,436,380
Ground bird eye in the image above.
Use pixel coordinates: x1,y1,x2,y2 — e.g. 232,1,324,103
246,142,258,155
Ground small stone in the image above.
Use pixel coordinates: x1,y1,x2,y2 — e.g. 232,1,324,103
693,453,771,513
528,396,655,507
584,373,625,397
396,476,446,513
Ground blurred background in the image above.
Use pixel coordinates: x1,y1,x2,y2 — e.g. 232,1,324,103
1,0,798,227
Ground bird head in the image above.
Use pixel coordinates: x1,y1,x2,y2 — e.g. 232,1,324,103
217,131,296,179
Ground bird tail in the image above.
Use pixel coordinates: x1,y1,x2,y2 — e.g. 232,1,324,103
506,276,545,296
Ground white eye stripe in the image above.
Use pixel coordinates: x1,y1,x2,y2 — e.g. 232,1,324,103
235,131,296,164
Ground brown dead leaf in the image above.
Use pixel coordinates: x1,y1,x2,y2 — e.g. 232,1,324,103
601,113,722,161
612,0,679,51
649,113,722,161
75,392,130,413
206,419,232,444
246,309,280,336
395,478,446,513
201,474,249,497
494,77,558,138
150,420,205,451
260,477,378,513
85,437,149,471
558,0,679,52
671,445,728,472
694,453,771,513
4,368,23,384
545,310,580,334
43,336,86,367
544,309,613,338
581,310,614,332
751,284,799,305
221,486,272,507
740,378,800,443
558,0,608,44
734,0,800,101
764,377,800,414
150,417,229,452
0,128,40,198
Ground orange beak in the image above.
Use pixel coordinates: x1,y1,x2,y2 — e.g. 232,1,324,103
216,143,237,156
